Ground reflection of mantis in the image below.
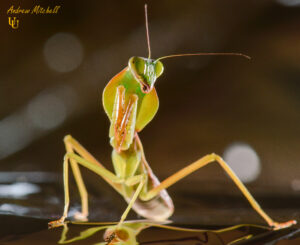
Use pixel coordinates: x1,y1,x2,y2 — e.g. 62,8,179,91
49,5,296,230
59,221,148,245
58,221,268,245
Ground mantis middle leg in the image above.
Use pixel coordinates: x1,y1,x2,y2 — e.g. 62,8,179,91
48,138,124,228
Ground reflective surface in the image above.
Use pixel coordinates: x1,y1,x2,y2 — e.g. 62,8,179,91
0,215,300,245
0,179,299,244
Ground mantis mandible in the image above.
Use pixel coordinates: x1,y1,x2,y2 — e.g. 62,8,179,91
49,5,296,233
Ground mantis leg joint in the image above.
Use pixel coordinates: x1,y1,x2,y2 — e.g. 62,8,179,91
209,153,223,162
64,134,73,143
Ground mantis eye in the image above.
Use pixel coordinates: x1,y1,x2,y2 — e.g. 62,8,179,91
154,60,164,78
129,56,146,76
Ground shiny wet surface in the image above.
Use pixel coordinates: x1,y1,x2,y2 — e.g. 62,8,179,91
0,180,299,245
0,215,300,245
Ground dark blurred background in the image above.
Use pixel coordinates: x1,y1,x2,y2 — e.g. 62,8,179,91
0,0,299,225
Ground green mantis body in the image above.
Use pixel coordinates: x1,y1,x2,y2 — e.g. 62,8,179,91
102,58,174,221
49,4,296,233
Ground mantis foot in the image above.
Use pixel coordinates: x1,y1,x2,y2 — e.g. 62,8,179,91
270,220,297,230
74,212,88,221
48,217,66,229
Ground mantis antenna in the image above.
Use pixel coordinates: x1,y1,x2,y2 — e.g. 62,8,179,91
157,52,251,61
145,4,250,61
145,4,151,59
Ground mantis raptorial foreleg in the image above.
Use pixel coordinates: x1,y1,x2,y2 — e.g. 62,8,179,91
141,153,295,229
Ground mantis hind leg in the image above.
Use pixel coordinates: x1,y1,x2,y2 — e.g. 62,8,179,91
143,153,296,230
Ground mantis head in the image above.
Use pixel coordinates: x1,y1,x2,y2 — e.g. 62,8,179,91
128,57,164,93
128,4,250,95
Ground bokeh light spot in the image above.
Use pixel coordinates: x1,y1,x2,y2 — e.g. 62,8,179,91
44,32,83,72
277,0,300,6
223,143,261,183
26,91,67,130
291,179,300,191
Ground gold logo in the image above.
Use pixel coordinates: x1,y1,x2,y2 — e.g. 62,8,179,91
8,17,19,29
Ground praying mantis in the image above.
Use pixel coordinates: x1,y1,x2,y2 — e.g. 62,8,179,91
49,4,296,236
